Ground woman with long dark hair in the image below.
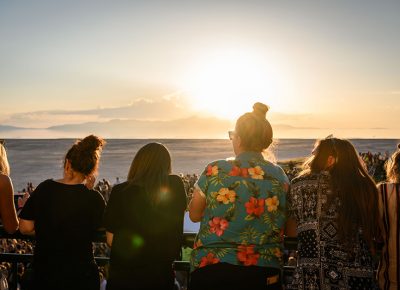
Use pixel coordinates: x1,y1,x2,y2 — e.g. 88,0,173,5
19,135,106,290
287,137,379,289
104,142,187,290
377,144,400,290
189,102,289,290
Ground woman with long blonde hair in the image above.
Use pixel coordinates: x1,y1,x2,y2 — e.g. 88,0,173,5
0,141,19,233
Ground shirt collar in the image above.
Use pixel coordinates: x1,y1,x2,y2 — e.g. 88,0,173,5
235,151,264,163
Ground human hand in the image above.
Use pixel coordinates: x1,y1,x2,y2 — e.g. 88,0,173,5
85,175,96,190
18,192,30,209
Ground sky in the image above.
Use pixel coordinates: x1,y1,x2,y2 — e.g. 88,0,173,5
0,0,399,138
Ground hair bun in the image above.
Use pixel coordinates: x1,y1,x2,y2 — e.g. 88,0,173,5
397,143,400,149
252,102,269,119
77,135,105,152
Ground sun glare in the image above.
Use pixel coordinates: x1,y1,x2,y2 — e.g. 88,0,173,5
180,48,293,120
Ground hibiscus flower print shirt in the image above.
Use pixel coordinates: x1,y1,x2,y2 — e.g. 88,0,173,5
190,151,289,272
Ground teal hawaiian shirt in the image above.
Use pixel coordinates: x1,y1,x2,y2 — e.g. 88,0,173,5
190,152,289,272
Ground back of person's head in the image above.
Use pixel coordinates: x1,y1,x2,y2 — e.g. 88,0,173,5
0,143,10,176
386,144,400,183
235,102,273,152
127,142,171,181
127,142,171,204
304,138,338,173
305,137,379,248
64,135,105,176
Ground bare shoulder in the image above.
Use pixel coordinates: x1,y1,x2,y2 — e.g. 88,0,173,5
0,174,11,186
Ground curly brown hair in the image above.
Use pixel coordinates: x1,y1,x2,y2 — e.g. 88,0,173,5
64,135,106,176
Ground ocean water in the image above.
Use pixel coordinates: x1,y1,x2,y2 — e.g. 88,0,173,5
4,138,399,232
5,138,400,192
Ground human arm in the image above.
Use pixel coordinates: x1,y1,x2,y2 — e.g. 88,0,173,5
103,184,123,248
18,218,35,235
284,178,297,237
18,181,42,236
188,186,206,222
85,174,96,190
170,174,188,213
375,183,385,244
0,175,19,233
285,217,297,237
106,231,113,247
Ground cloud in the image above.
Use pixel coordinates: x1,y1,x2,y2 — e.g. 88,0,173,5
269,112,313,122
2,97,193,128
362,90,400,96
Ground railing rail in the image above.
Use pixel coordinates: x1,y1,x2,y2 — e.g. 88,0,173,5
0,227,297,290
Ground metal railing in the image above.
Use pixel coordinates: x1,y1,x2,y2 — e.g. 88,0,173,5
0,227,296,290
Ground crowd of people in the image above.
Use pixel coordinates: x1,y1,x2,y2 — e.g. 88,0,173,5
0,102,399,290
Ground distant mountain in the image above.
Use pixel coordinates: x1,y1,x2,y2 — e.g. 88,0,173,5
8,119,385,139
1,119,326,138
273,124,320,130
0,125,28,131
48,116,234,138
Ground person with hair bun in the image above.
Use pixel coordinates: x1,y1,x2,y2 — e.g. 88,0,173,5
377,144,400,290
189,103,289,290
19,135,106,290
0,141,19,233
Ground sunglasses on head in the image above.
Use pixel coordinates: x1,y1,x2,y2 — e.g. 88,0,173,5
325,134,337,156
228,131,236,140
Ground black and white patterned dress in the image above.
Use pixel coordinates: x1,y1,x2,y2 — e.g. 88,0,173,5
287,172,377,290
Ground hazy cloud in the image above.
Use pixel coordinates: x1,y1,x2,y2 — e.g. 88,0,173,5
2,97,193,128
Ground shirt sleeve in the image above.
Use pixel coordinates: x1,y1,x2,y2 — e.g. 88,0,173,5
276,165,290,184
18,182,43,221
286,181,299,220
91,190,106,230
103,185,123,233
169,175,187,212
195,163,214,196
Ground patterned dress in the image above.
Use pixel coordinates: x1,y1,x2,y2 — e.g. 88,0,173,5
377,183,400,290
287,172,377,290
190,151,289,272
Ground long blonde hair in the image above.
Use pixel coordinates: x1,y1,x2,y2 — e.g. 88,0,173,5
386,144,400,183
0,143,10,176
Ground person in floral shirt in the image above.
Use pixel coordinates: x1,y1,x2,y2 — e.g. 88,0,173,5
189,102,289,290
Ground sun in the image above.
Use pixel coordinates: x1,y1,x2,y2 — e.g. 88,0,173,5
179,48,293,120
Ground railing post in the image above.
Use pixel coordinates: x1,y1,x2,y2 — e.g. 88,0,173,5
10,261,18,290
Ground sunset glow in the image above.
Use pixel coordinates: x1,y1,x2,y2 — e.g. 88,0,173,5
0,1,399,138
181,48,294,120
